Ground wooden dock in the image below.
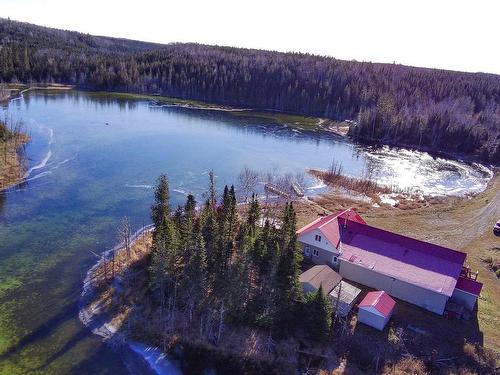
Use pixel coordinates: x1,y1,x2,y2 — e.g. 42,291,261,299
291,182,304,197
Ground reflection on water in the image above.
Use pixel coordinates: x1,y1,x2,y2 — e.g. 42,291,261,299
0,91,492,374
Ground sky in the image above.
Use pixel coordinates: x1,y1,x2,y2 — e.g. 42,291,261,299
1,0,499,75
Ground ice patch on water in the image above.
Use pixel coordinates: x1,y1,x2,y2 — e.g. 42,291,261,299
129,342,182,375
24,171,52,183
23,150,52,178
125,184,153,189
363,146,493,196
172,188,188,196
307,180,326,190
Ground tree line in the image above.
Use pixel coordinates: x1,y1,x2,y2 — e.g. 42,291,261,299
1,18,499,163
148,173,332,344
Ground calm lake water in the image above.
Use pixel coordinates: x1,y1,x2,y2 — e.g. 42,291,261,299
0,91,492,374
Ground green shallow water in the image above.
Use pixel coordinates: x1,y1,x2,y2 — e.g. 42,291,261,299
0,91,491,374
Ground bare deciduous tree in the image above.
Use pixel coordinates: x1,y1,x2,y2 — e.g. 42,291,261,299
237,166,259,202
119,216,132,259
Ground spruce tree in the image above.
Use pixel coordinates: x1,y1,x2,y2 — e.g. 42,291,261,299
272,203,303,337
246,193,260,237
304,285,332,342
149,216,180,304
151,174,170,242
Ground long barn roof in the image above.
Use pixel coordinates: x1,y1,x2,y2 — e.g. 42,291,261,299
338,218,466,297
298,209,467,297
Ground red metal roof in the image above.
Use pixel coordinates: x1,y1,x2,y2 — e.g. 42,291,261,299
455,276,483,296
359,291,396,317
338,218,467,297
299,208,469,297
297,209,366,248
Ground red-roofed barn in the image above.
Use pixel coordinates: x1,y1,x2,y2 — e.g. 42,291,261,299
297,209,481,315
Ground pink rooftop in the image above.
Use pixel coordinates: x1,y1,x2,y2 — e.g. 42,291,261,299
298,209,468,297
359,291,396,317
297,209,366,248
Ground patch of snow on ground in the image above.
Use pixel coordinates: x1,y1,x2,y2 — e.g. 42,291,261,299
380,194,399,206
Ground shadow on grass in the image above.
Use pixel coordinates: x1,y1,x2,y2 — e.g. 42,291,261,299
340,296,486,373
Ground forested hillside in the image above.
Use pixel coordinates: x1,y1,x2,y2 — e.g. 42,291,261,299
1,18,499,163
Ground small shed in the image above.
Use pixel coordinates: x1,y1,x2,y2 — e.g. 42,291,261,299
300,265,341,295
358,291,395,331
329,280,362,317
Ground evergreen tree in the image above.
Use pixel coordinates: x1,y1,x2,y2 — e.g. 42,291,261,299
181,220,208,317
304,285,332,342
184,194,196,220
246,193,260,237
149,215,181,305
151,174,170,241
272,203,303,337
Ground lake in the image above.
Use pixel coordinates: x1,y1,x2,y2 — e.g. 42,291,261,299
0,91,492,374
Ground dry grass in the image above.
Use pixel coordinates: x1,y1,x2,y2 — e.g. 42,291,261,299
382,356,427,375
309,167,450,211
309,168,393,197
0,133,30,190
91,231,152,288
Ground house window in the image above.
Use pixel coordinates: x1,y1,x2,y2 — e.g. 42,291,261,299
313,248,319,257
333,256,338,263
315,234,322,242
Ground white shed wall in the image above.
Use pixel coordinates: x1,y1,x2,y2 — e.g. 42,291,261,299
358,307,389,330
451,289,477,311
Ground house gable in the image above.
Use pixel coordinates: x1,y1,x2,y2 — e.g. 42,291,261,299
298,227,338,254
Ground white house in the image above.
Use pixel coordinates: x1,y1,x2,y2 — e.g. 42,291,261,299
297,209,366,267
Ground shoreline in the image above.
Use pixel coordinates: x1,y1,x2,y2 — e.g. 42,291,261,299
84,90,328,130
67,89,500,166
0,85,73,191
1,83,74,103
7,86,498,167
0,134,30,191
78,224,183,375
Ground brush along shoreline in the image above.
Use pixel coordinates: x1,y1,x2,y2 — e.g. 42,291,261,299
78,224,184,374
0,130,30,191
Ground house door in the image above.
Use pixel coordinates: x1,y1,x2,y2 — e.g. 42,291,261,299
304,245,311,256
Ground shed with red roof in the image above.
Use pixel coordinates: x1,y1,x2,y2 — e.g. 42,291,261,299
358,291,396,330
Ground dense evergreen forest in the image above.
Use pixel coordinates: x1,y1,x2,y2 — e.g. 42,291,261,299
147,173,331,349
1,18,499,163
